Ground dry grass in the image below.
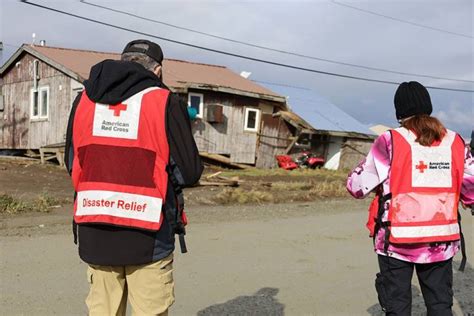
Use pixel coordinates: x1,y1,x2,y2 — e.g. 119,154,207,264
31,194,64,213
221,167,345,178
210,179,348,205
0,194,29,214
270,181,315,191
306,181,348,198
204,167,350,205
0,193,65,214
213,188,274,205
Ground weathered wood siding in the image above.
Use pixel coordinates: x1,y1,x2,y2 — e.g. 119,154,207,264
187,90,281,165
339,138,373,170
255,115,292,168
1,53,72,149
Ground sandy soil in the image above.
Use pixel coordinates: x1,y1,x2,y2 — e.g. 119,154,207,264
1,200,472,316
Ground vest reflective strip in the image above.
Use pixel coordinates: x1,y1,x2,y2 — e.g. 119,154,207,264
391,223,459,238
76,190,162,223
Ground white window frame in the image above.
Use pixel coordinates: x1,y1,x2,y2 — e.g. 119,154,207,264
244,107,260,132
187,92,204,119
30,86,49,120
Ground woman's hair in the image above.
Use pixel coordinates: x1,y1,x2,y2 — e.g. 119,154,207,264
401,114,446,146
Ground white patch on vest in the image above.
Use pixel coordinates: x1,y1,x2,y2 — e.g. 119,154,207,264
391,223,459,238
411,146,452,188
92,87,160,140
76,190,162,223
395,128,455,189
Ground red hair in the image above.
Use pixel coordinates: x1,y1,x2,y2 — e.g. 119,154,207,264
401,115,446,146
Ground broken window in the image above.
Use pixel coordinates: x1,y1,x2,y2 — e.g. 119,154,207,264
188,92,204,118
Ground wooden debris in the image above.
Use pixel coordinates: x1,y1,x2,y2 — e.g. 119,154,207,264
199,180,239,187
206,171,223,179
39,142,65,167
199,152,251,169
199,171,241,187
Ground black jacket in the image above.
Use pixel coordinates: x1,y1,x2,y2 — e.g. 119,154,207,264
65,60,203,265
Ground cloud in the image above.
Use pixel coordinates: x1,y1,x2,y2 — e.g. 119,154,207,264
434,101,474,136
1,0,472,138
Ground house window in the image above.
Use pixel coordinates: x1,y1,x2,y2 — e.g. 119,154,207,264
188,93,204,118
244,108,260,132
30,86,49,119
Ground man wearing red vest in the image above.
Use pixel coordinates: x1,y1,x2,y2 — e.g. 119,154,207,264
65,40,203,315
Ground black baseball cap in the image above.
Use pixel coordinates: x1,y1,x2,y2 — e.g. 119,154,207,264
122,39,164,65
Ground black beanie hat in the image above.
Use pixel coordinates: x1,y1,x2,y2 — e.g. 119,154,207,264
394,81,432,120
122,39,164,65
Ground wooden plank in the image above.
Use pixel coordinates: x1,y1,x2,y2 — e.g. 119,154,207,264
56,151,65,167
206,171,223,179
229,106,257,164
44,155,58,161
285,137,299,154
199,180,239,187
200,152,251,169
39,148,45,164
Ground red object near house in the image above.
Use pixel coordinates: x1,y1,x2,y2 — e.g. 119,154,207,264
275,155,299,170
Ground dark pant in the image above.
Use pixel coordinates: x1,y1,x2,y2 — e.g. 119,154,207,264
375,255,453,316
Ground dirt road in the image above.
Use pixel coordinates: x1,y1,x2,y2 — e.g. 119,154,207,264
1,200,472,315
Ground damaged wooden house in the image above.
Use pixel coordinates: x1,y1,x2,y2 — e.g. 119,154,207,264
257,83,377,170
0,44,287,167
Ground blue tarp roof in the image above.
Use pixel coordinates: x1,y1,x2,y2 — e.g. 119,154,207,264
260,83,375,135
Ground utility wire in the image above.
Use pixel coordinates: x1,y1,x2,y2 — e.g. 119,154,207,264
80,0,473,84
20,0,474,93
1,43,21,49
253,80,312,91
331,0,472,39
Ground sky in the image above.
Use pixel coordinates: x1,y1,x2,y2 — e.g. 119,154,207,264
1,0,473,138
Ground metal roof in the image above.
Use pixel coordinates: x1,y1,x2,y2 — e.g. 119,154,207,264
1,44,286,103
260,82,376,136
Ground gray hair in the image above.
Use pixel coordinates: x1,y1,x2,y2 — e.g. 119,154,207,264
121,43,160,72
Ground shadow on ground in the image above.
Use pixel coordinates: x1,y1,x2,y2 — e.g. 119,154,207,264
367,261,473,316
197,287,285,316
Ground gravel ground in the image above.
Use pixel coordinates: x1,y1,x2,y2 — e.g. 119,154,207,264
1,200,472,315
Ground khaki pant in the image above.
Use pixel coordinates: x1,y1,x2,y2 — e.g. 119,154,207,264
86,254,175,316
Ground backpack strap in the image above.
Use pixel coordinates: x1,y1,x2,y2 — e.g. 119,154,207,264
73,191,78,245
373,193,392,253
458,211,467,272
166,157,188,254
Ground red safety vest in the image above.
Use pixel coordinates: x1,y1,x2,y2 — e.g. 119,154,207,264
388,127,464,244
71,87,170,231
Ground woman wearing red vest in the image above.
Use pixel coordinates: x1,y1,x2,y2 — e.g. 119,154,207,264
347,81,474,316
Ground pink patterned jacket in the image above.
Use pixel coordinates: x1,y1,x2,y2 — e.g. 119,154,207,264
347,130,474,263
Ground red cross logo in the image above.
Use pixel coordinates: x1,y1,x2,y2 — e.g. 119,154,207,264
109,104,127,117
415,161,428,173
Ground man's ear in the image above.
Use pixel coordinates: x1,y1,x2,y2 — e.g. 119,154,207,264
154,65,162,77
